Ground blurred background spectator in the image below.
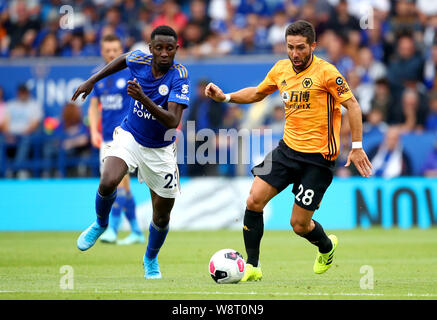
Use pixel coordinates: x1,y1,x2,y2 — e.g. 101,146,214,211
368,78,392,125
0,85,6,174
368,126,412,177
398,87,427,133
57,102,90,164
2,84,43,178
43,102,92,177
262,104,285,136
0,0,436,178
421,140,437,176
185,79,225,176
425,89,437,131
0,86,6,133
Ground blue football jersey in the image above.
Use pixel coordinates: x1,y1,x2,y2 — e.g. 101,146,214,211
121,50,190,148
90,68,132,142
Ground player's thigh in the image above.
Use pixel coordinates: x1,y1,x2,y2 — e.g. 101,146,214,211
150,189,175,214
137,143,180,199
248,147,293,211
101,127,140,193
100,156,129,194
246,176,279,211
291,163,333,211
99,140,110,174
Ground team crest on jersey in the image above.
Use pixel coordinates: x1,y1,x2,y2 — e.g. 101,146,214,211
159,84,169,96
302,78,313,89
336,77,344,85
282,91,290,102
116,78,126,89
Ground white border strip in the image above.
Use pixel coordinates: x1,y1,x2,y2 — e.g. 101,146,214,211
1,290,437,297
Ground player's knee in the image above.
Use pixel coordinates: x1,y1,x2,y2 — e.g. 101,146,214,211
153,214,170,228
99,175,119,196
246,194,265,212
290,219,311,236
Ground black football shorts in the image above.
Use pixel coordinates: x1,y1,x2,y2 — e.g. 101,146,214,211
251,140,334,211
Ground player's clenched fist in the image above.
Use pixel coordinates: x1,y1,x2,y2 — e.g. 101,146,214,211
127,78,146,101
205,82,226,102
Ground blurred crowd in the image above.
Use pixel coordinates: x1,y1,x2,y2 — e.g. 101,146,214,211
1,0,437,178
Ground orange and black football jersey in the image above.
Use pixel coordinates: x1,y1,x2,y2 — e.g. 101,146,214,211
257,55,354,161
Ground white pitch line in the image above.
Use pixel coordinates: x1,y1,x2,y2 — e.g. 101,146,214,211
1,290,437,297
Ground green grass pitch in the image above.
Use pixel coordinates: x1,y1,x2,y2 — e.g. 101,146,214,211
1,228,437,300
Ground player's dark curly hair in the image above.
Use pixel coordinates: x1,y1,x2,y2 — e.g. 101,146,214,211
151,25,178,41
285,20,316,44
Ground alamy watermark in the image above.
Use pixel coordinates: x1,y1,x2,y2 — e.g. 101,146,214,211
59,5,74,30
359,6,374,30
360,265,374,289
59,265,74,290
165,121,274,175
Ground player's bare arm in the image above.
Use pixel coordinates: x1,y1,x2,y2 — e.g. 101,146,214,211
342,96,373,177
72,53,129,101
205,83,267,104
127,78,183,129
88,97,102,148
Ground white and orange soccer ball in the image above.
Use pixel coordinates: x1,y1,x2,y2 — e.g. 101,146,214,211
209,249,246,284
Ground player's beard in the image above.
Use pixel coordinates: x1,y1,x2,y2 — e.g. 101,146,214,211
291,53,313,72
157,61,172,73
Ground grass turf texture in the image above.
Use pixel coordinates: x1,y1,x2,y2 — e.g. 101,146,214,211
1,228,436,300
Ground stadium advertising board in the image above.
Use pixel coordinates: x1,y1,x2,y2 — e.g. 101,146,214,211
0,177,435,231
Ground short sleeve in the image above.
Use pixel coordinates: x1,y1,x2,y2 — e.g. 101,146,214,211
257,63,279,95
324,64,354,103
168,68,190,108
126,50,151,78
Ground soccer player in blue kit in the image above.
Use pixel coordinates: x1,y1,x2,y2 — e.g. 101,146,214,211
72,26,190,279
88,34,145,245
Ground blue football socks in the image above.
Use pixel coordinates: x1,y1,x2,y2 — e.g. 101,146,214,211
124,191,142,235
109,188,126,233
95,189,117,227
145,221,169,259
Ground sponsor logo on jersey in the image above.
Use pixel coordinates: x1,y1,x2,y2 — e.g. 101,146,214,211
176,94,189,101
283,90,311,110
133,100,162,120
336,82,350,97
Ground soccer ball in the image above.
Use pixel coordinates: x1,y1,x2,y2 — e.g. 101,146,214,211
209,248,246,284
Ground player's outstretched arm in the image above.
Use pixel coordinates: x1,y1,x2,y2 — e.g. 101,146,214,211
342,96,373,178
205,82,267,104
72,53,129,101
